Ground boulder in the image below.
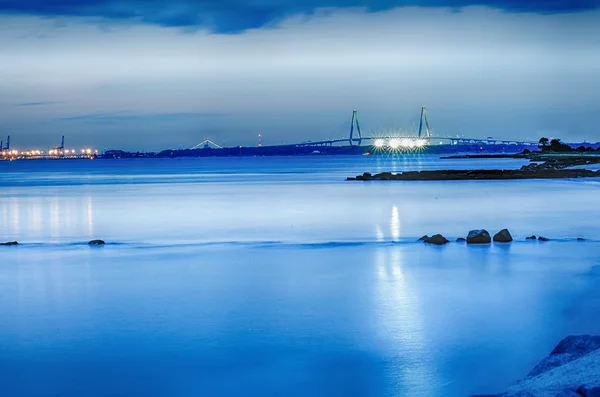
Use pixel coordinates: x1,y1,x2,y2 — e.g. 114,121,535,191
539,236,550,242
578,386,600,396
526,235,537,240
528,335,600,377
457,237,467,242
88,239,105,246
556,390,584,397
1,241,18,246
418,235,429,241
467,229,491,244
424,234,449,245
472,335,600,397
493,229,513,243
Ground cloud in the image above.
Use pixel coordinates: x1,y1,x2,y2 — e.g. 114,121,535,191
0,0,599,33
59,112,223,124
0,7,598,149
12,101,63,106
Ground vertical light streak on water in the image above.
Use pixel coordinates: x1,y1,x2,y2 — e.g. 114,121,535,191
50,197,60,242
86,196,94,238
375,225,385,242
9,197,20,236
390,206,400,241
64,197,74,234
1,201,7,230
30,197,42,236
374,246,437,396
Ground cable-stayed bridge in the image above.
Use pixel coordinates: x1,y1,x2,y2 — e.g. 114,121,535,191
189,107,540,149
288,106,539,148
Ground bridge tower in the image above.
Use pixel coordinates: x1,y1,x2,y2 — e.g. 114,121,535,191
418,106,431,143
349,109,362,146
6,135,10,151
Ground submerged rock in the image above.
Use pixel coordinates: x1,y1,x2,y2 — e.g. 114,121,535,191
539,236,550,242
577,238,586,241
526,235,537,240
467,229,491,244
88,239,105,246
0,241,18,246
493,229,513,243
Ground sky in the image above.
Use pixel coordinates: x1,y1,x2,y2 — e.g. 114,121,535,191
0,0,599,150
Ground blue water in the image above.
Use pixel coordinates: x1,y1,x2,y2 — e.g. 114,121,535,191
1,155,600,397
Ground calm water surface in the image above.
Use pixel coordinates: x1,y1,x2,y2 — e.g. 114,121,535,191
1,155,599,397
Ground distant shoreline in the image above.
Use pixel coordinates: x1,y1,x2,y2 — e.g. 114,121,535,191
348,156,600,181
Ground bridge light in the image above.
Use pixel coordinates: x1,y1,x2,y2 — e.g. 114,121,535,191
416,139,427,147
400,139,411,148
388,139,400,149
408,140,415,148
374,139,385,148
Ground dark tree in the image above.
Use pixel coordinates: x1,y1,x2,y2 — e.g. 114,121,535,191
539,137,549,147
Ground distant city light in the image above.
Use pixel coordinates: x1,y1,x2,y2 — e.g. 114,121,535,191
374,139,385,148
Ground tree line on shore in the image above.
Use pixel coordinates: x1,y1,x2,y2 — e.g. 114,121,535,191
537,137,600,153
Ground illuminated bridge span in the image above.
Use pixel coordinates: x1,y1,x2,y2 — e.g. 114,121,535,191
291,107,539,148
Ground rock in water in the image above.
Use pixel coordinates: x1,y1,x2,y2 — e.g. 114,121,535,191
418,235,429,242
526,235,537,240
457,237,466,242
539,236,550,241
472,335,600,397
493,229,513,243
577,237,586,241
0,241,18,246
424,234,449,245
467,229,491,244
528,335,600,377
88,239,105,246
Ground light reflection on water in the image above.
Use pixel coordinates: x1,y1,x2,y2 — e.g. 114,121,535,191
375,246,435,396
0,156,600,397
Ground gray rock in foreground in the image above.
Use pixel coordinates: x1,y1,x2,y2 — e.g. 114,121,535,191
494,229,513,243
473,335,600,397
467,229,491,244
529,336,600,377
88,239,105,246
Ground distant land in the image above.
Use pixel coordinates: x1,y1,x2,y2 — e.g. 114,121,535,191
96,142,598,159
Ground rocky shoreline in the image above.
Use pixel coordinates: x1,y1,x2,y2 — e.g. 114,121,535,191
348,159,600,181
473,335,600,397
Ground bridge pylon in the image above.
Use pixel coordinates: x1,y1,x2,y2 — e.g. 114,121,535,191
349,109,362,146
418,106,431,143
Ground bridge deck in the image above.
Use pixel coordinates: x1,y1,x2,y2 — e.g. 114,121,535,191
292,136,539,147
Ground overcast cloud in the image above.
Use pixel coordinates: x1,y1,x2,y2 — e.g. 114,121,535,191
1,4,599,150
